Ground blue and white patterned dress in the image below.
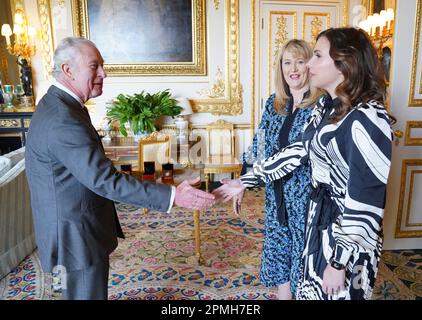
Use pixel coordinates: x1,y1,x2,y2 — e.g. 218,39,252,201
241,96,393,300
241,94,313,295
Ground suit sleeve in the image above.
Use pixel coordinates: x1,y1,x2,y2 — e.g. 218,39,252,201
48,115,173,212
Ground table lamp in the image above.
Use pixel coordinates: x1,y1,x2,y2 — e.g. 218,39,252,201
174,97,193,144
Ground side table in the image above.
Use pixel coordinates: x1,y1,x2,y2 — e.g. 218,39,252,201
132,168,205,265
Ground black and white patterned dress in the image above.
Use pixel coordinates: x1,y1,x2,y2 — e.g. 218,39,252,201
240,96,393,300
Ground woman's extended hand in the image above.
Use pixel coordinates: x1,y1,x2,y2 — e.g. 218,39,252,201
322,264,346,296
212,179,245,215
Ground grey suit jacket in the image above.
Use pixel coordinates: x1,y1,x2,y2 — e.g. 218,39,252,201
25,86,172,272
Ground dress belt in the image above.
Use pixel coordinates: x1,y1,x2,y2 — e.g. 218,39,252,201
307,183,341,255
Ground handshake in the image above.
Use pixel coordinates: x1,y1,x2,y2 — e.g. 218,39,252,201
174,177,246,214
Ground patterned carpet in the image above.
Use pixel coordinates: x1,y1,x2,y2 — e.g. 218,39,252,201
0,189,420,300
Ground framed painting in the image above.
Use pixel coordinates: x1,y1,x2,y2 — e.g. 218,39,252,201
72,0,207,76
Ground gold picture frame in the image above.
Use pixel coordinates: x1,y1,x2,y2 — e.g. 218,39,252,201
38,0,243,115
191,0,243,115
71,0,207,76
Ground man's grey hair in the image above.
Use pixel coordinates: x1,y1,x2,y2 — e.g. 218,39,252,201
52,37,98,79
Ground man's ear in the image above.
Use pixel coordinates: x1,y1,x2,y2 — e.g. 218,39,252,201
61,63,75,80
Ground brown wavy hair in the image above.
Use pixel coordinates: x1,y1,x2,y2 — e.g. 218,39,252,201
317,28,387,122
273,39,322,114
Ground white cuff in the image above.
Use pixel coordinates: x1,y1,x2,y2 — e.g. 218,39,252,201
166,186,176,213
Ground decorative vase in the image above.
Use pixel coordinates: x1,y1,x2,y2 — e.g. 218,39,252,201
3,85,14,109
133,131,149,142
127,121,150,142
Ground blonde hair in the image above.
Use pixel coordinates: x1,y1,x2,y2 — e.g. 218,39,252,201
273,39,322,114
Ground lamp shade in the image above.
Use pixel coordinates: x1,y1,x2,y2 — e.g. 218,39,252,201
1,24,12,37
176,97,193,116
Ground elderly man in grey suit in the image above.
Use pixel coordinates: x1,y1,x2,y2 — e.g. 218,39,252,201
25,37,215,300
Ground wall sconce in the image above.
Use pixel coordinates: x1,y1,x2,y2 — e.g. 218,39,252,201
1,9,36,59
358,8,394,57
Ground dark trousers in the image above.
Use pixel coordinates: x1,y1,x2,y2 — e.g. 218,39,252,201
61,258,110,300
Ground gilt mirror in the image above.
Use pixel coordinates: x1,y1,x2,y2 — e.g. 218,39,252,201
0,0,20,87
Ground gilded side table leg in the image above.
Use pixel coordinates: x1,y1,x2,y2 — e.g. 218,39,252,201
235,171,240,179
193,209,202,264
205,173,210,193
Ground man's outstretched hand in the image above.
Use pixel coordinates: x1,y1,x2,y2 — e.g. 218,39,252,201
174,177,216,210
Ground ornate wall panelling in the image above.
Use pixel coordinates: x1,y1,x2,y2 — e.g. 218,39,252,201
36,0,54,80
409,0,422,106
302,12,331,47
267,11,297,97
395,160,422,238
253,0,348,115
193,0,243,116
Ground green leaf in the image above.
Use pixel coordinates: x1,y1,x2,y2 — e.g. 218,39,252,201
106,89,183,134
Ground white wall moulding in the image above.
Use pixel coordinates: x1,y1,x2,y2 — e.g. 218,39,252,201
405,121,422,146
409,0,422,106
395,159,422,238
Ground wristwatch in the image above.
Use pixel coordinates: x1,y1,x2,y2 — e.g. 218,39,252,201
330,259,346,270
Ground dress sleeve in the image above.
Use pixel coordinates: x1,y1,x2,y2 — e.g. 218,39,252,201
240,140,307,188
331,107,393,265
239,96,323,189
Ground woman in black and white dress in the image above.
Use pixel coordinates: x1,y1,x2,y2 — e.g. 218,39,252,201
213,27,393,300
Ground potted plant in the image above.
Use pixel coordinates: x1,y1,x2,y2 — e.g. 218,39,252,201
106,89,183,138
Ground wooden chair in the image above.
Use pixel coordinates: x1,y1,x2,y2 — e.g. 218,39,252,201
137,132,171,213
203,120,242,192
138,131,171,174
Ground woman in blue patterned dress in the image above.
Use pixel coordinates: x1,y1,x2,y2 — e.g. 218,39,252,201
233,39,321,299
214,28,393,300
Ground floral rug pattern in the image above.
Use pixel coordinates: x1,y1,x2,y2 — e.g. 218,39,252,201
0,189,417,300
